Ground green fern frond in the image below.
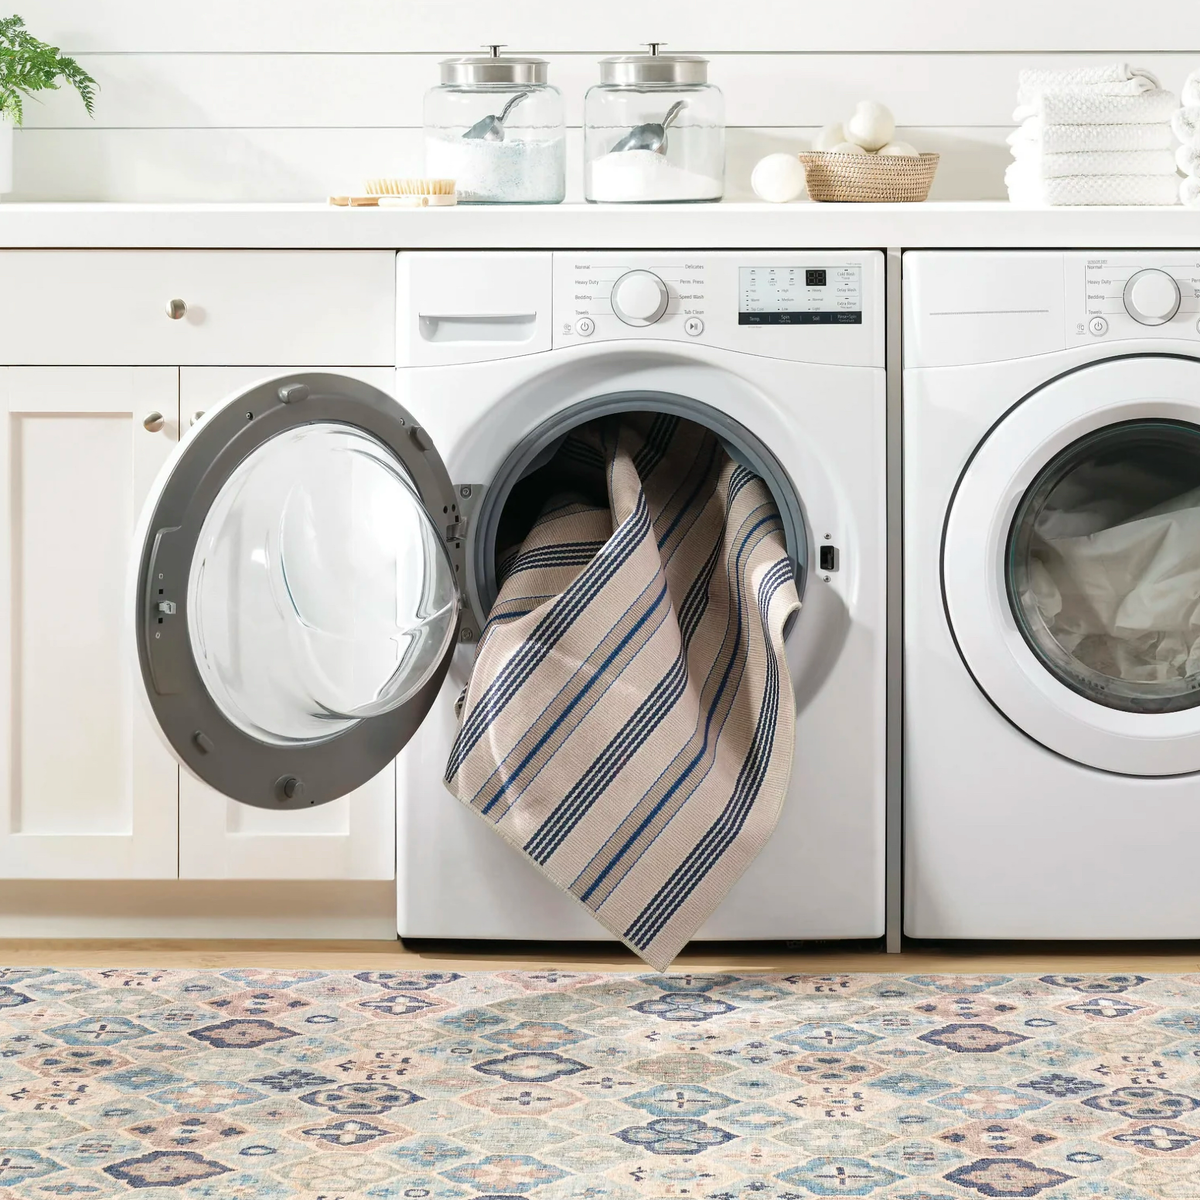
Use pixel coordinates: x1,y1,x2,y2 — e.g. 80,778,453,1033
0,14,98,126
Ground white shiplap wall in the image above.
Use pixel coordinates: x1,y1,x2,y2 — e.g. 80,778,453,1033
9,1,1200,203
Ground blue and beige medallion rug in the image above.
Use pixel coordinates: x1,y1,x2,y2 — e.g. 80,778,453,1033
0,968,1197,1198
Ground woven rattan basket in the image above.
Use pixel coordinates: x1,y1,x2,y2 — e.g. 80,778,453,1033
799,151,939,202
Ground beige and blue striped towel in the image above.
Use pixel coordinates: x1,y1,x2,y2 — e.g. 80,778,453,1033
444,415,800,970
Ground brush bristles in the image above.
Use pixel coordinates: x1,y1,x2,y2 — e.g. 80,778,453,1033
365,178,456,196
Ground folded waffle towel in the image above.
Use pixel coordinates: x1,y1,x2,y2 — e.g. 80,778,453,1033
1185,69,1200,108
444,414,801,971
1014,89,1179,125
1173,106,1200,146
1007,120,1176,153
1006,167,1182,206
1184,176,1200,208
1008,147,1178,177
1176,143,1200,176
1018,63,1157,95
1017,65,1159,106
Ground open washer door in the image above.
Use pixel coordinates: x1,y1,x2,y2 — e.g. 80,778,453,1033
133,373,465,810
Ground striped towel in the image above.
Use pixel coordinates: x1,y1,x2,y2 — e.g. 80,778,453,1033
444,414,801,970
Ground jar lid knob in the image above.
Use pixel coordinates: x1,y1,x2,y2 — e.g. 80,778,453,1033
483,44,506,57
645,42,666,55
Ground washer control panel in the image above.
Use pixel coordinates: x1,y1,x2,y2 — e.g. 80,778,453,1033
553,252,882,365
560,258,710,332
739,264,862,325
1071,254,1200,341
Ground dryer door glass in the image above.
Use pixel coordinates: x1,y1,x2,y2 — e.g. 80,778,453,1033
189,422,459,746
1007,418,1200,714
135,373,464,809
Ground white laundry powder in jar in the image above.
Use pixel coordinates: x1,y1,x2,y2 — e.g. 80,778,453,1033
425,134,565,203
587,148,722,202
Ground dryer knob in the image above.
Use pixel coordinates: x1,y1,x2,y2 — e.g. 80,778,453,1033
611,270,670,326
1123,269,1181,326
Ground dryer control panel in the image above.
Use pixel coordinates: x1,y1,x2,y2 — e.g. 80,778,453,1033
553,252,882,366
906,251,1200,369
1070,254,1200,342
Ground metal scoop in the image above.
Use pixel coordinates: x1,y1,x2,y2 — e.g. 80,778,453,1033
462,90,532,141
609,99,686,154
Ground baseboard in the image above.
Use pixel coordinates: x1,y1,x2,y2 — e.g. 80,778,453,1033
0,880,396,939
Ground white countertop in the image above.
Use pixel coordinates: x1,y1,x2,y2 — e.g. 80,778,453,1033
0,201,1196,249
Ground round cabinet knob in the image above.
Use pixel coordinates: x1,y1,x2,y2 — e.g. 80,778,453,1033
189,410,206,427
142,412,165,432
611,270,669,327
1123,269,1181,326
165,298,187,320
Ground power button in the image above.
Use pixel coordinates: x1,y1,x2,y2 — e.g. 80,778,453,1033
1089,316,1108,336
575,317,595,337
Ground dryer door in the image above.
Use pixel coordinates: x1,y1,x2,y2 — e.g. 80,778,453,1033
133,373,464,809
944,354,1200,776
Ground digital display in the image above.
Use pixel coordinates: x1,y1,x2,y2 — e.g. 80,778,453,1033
738,264,863,326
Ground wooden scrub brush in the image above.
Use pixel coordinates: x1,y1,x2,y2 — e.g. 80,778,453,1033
329,179,457,207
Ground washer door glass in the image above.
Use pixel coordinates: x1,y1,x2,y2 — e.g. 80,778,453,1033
189,422,459,746
1008,418,1200,714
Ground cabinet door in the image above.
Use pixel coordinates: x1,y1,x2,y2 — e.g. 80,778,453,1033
0,368,179,878
176,367,396,881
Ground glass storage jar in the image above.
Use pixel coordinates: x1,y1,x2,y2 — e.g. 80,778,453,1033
424,48,565,204
584,47,724,203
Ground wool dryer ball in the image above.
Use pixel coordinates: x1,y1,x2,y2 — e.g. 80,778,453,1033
750,153,807,202
812,122,847,152
844,102,896,151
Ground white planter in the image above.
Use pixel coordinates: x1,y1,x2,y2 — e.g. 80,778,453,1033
0,113,12,195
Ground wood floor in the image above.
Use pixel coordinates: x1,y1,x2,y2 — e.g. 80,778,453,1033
3,938,1200,973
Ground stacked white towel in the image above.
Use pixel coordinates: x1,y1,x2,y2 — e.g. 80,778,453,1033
1173,68,1200,208
1006,64,1180,205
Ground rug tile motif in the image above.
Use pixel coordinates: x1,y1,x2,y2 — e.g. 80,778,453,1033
0,969,1197,1197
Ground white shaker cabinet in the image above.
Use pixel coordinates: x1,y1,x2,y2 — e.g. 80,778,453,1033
0,368,180,878
175,367,396,882
0,250,398,886
0,251,396,367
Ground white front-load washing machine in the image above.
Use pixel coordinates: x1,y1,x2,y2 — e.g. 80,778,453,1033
131,248,886,946
905,250,1200,938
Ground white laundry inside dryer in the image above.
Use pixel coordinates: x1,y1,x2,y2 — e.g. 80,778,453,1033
1017,428,1200,700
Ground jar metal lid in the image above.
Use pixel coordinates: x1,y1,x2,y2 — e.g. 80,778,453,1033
439,55,548,86
599,54,709,86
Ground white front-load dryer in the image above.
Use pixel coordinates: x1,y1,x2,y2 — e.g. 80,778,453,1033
905,250,1200,938
127,248,886,949
394,250,888,943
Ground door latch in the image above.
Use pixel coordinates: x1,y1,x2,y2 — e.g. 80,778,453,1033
447,484,482,543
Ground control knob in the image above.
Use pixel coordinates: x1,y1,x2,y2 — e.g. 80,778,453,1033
611,270,669,326
1122,269,1181,326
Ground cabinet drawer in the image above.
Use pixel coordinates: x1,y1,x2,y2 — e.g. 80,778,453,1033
0,251,396,366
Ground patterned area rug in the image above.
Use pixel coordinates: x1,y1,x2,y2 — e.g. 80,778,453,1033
0,968,1195,1199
